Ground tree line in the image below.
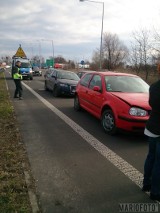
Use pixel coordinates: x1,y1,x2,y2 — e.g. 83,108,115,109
1,28,160,80
91,28,160,81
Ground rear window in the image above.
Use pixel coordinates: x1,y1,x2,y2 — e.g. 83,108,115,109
57,71,80,81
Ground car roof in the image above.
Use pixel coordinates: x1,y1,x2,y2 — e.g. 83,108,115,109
56,69,76,73
78,70,95,73
49,68,77,74
84,71,138,77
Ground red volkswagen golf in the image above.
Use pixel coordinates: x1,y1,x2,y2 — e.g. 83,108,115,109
74,71,151,135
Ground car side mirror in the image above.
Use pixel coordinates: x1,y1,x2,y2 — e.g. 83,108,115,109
93,86,101,92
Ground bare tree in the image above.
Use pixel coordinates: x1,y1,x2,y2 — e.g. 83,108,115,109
129,43,143,75
103,33,128,70
152,28,160,54
0,55,12,64
31,55,44,67
54,56,67,64
130,29,152,80
91,49,101,70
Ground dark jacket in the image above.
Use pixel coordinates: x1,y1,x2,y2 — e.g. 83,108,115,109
12,65,19,74
146,79,160,134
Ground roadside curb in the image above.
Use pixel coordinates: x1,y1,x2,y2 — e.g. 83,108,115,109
22,164,40,213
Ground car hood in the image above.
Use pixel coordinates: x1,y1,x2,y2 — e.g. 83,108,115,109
59,79,79,85
111,92,150,109
20,68,30,72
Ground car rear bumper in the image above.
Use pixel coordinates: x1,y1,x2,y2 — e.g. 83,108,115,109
33,71,42,76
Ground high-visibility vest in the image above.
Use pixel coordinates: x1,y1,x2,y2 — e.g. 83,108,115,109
13,68,22,79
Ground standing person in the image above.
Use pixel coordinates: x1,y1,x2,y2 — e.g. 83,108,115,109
13,61,23,100
142,79,160,201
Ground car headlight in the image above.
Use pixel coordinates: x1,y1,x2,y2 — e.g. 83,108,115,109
59,83,68,87
129,107,147,116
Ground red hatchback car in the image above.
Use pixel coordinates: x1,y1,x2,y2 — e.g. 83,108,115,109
74,71,151,135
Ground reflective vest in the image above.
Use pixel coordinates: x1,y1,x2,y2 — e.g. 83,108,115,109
13,67,22,79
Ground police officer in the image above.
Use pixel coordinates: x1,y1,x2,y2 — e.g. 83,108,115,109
13,61,23,100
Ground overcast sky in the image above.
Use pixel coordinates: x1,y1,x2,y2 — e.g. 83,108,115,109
0,0,160,62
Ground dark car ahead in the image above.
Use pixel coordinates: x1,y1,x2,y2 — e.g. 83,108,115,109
32,66,42,76
44,68,80,97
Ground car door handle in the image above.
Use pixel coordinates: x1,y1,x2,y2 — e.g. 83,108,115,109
86,90,88,94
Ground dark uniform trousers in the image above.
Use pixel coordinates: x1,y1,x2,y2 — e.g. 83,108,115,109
14,79,23,98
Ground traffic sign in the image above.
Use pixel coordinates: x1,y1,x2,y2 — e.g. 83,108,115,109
81,60,85,65
46,59,54,67
14,44,27,58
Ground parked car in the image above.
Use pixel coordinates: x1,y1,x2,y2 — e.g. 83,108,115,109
77,70,95,78
44,68,80,97
32,66,42,76
74,71,151,135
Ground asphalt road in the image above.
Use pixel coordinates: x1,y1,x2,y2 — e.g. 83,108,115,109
5,70,159,213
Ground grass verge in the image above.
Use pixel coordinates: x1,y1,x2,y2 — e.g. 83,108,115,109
0,72,35,212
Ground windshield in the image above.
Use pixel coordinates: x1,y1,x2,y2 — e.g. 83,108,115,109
20,62,31,68
57,71,80,81
105,76,149,93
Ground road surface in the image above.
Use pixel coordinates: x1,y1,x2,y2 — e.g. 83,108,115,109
5,70,159,213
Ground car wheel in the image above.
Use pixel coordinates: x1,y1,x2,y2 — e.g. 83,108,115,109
53,86,59,97
74,95,81,111
44,81,49,91
30,76,33,80
101,109,117,135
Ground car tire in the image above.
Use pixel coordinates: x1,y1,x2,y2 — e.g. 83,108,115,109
74,95,81,111
30,76,33,80
101,109,117,135
53,86,59,97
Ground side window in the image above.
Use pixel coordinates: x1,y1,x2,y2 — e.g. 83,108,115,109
80,74,92,87
51,70,57,78
77,72,82,78
46,68,53,77
89,75,102,91
47,70,52,77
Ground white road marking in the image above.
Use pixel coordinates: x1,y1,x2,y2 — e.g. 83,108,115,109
22,81,143,188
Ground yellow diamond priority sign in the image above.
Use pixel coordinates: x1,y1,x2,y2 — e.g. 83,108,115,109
14,44,27,58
